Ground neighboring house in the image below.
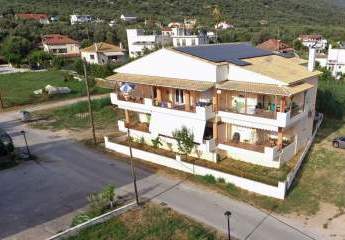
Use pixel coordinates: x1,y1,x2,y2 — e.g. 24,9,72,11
105,43,320,169
319,45,345,78
171,28,209,47
70,15,92,25
184,18,197,29
168,22,184,28
257,39,295,57
172,34,209,47
215,21,234,30
126,29,172,58
120,14,137,22
42,34,80,57
15,13,50,24
81,42,125,65
298,34,328,51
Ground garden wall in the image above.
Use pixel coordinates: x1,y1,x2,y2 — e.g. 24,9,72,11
105,137,287,199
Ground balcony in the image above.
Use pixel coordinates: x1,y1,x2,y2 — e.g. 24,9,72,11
111,92,215,120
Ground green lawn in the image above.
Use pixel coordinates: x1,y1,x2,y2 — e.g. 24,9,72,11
0,70,110,108
68,204,224,240
31,98,123,132
192,118,345,215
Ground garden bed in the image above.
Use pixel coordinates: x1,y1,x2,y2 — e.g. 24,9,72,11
118,140,290,186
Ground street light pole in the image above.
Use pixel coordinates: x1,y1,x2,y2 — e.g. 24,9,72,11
21,130,31,159
224,210,232,240
0,90,4,112
83,61,97,144
127,128,140,205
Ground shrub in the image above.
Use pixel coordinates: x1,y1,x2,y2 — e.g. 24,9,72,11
172,126,195,158
201,174,217,184
71,213,91,226
139,136,145,145
151,136,162,149
217,177,225,183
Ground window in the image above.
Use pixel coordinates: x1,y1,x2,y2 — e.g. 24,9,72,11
90,54,95,60
175,89,184,104
191,39,196,46
182,39,186,46
176,39,181,46
58,48,67,53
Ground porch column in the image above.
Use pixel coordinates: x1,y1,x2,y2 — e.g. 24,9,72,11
168,88,174,108
213,120,218,144
125,109,130,124
277,127,283,149
184,90,191,111
190,91,196,108
245,92,248,114
281,96,287,112
213,89,220,112
156,87,162,103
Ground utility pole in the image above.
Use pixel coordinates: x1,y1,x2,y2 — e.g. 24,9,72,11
83,61,97,144
0,90,4,112
127,128,140,205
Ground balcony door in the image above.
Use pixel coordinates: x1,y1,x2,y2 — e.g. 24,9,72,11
175,89,184,105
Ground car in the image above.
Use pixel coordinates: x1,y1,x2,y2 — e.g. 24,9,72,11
332,136,345,148
0,128,14,157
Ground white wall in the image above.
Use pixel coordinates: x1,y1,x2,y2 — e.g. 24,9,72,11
104,137,287,199
44,43,80,55
172,36,209,47
228,64,286,85
116,48,219,82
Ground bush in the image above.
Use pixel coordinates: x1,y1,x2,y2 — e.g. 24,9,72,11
200,174,217,184
71,213,91,227
217,177,225,183
151,136,162,149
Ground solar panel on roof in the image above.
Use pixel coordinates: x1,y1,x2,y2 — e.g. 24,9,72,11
174,43,273,66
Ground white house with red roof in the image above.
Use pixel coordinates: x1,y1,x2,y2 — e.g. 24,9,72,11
42,34,80,57
15,13,50,24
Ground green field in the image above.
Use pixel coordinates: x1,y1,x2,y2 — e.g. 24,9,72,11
68,204,224,240
0,70,110,108
31,98,123,132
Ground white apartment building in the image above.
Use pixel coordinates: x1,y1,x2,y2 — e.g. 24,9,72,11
120,14,137,22
325,45,345,78
298,34,328,51
126,29,172,58
42,34,80,57
81,42,125,65
105,43,320,169
70,15,92,25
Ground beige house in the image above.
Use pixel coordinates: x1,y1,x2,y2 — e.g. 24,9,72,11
81,42,125,65
105,43,320,169
42,34,80,57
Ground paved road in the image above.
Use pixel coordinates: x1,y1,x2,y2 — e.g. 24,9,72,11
0,100,323,240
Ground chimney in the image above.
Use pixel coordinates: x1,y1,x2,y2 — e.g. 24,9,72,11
95,43,98,52
308,47,316,72
119,42,123,50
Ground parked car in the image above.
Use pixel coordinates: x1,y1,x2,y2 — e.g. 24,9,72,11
0,128,14,157
332,136,345,148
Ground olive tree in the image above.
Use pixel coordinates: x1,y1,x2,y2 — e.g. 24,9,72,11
172,126,195,160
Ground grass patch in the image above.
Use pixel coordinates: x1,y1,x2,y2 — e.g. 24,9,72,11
0,70,110,108
191,117,345,215
31,97,123,131
67,204,225,240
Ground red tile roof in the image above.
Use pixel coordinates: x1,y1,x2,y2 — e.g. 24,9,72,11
16,13,48,21
42,34,79,45
257,39,294,52
299,34,322,41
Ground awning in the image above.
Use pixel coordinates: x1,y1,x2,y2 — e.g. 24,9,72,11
216,80,313,97
106,73,214,92
149,111,206,144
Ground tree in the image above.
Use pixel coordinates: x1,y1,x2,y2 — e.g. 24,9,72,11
1,36,32,65
212,5,222,25
173,126,195,160
27,50,52,69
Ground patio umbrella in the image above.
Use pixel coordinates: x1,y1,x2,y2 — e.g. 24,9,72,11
120,83,134,93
